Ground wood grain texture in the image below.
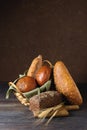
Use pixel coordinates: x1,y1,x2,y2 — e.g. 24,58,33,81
0,0,87,82
0,82,87,130
0,102,87,130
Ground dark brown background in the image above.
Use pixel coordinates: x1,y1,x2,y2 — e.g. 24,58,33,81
0,0,87,83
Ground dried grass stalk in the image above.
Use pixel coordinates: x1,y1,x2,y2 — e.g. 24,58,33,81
47,107,69,117
14,92,29,106
38,103,64,118
37,103,69,125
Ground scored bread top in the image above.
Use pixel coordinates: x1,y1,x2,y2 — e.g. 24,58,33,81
53,61,83,105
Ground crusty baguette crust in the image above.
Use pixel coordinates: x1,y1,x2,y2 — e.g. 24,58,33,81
27,55,42,77
53,61,83,105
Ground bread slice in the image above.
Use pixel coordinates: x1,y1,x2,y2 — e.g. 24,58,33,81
53,61,83,105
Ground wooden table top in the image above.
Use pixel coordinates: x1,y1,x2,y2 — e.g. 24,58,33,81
0,82,87,130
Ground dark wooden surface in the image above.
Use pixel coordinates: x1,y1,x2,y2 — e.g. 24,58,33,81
0,82,87,130
0,0,87,83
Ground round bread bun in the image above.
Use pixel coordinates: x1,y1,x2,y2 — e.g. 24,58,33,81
53,61,83,105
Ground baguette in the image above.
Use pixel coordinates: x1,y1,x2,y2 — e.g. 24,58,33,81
27,55,42,77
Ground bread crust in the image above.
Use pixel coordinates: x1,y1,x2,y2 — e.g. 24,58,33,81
53,61,83,105
29,91,62,117
27,55,42,77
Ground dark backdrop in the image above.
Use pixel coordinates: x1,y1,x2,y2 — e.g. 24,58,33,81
0,0,87,83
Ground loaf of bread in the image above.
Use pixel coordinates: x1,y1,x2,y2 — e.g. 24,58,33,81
29,91,62,117
53,61,83,105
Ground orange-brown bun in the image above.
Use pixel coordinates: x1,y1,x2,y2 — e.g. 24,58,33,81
35,64,52,86
16,76,37,93
53,61,83,105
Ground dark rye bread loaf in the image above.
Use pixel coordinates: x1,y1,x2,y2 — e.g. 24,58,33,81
29,91,62,117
